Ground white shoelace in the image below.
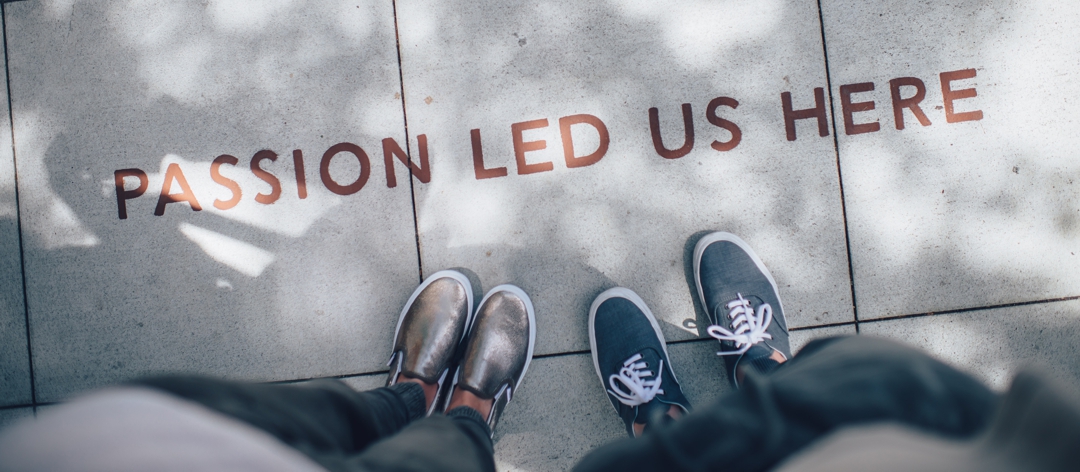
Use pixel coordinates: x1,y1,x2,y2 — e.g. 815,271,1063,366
607,353,665,407
706,293,773,356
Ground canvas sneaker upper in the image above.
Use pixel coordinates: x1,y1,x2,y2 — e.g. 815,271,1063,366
694,232,791,387
589,288,690,437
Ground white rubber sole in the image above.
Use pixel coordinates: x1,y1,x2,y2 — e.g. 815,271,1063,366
588,287,678,415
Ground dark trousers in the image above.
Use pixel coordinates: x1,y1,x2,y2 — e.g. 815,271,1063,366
132,376,495,472
574,335,999,472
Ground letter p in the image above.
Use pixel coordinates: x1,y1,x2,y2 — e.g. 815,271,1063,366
114,168,148,220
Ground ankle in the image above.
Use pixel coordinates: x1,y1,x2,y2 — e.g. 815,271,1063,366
632,404,683,437
398,374,438,411
735,349,788,384
446,386,493,419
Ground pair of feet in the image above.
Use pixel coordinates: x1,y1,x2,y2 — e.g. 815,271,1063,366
386,272,535,436
589,232,792,437
385,232,788,438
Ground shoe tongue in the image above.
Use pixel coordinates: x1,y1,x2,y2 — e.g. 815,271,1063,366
636,347,663,367
713,294,766,322
733,294,766,310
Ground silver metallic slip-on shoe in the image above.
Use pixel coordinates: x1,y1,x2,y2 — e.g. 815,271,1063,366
386,270,474,415
449,284,536,436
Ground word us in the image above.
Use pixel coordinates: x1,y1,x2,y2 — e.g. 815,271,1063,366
114,68,982,220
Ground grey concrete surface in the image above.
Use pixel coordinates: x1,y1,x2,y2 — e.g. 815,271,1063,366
821,0,1080,319
6,0,419,402
339,372,387,393
397,0,856,358
0,2,1077,469
0,407,33,432
0,37,30,407
790,324,856,355
861,299,1080,391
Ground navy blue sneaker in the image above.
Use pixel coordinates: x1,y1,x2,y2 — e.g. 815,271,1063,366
589,287,690,437
694,232,791,388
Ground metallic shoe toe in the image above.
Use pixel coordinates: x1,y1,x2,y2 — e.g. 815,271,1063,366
454,284,536,434
386,270,473,413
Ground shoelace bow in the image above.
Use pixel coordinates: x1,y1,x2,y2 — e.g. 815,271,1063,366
607,353,665,407
707,293,773,356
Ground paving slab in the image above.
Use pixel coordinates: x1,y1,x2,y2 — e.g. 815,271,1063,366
397,0,855,357
860,299,1080,391
0,38,31,407
821,0,1080,319
0,407,33,432
6,0,417,402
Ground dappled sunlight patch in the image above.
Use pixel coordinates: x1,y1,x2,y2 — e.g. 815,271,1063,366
559,203,631,277
439,184,516,248
610,0,783,71
109,0,380,105
655,275,699,336
843,140,939,267
179,222,275,278
206,0,293,33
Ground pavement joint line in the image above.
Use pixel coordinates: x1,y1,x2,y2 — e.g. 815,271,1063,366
273,369,392,385
391,0,425,284
815,0,860,334
0,403,35,411
790,321,858,331
859,295,1080,324
2,1,37,407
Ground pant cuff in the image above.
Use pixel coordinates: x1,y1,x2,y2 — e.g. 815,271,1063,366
446,406,493,438
745,356,781,376
389,382,427,422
